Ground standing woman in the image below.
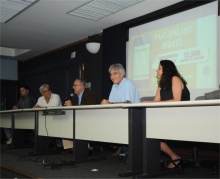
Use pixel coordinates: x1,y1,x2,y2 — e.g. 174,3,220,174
142,60,190,169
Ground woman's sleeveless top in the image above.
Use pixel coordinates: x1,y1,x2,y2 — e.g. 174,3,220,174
160,83,190,101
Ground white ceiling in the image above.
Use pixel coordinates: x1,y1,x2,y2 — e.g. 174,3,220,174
0,0,183,62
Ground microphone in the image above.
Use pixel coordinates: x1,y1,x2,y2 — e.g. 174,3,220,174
64,93,74,106
65,93,74,102
69,93,74,99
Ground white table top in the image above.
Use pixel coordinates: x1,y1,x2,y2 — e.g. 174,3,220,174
1,99,219,113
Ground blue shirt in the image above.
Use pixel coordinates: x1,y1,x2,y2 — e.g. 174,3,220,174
109,78,140,103
77,91,83,105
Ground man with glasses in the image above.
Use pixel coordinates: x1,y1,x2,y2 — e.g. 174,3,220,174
64,78,99,153
64,78,99,106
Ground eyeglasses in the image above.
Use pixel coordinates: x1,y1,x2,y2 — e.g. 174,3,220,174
73,84,82,87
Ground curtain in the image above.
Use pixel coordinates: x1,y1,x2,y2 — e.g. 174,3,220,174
102,24,127,99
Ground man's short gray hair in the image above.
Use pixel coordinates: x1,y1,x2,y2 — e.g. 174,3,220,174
39,84,50,94
75,78,86,87
108,63,126,76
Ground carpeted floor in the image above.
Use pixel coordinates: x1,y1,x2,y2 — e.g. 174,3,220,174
0,143,219,179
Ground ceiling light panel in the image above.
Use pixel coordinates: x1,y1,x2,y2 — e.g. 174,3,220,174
0,0,38,23
67,0,144,21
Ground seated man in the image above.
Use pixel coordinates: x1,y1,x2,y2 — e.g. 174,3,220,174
4,85,36,145
101,63,140,156
64,78,99,106
64,78,99,152
34,84,62,148
34,84,62,108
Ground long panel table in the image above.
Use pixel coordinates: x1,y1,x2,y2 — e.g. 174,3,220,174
0,108,50,153
38,109,74,138
0,109,35,148
41,104,144,176
1,100,219,177
122,99,220,177
0,109,16,128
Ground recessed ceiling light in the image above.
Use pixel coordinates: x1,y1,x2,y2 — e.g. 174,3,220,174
0,0,39,23
67,0,144,21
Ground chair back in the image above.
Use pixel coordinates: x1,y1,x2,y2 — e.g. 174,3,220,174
195,96,205,100
140,96,154,102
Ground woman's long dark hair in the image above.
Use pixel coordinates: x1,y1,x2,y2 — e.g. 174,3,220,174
159,60,187,90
